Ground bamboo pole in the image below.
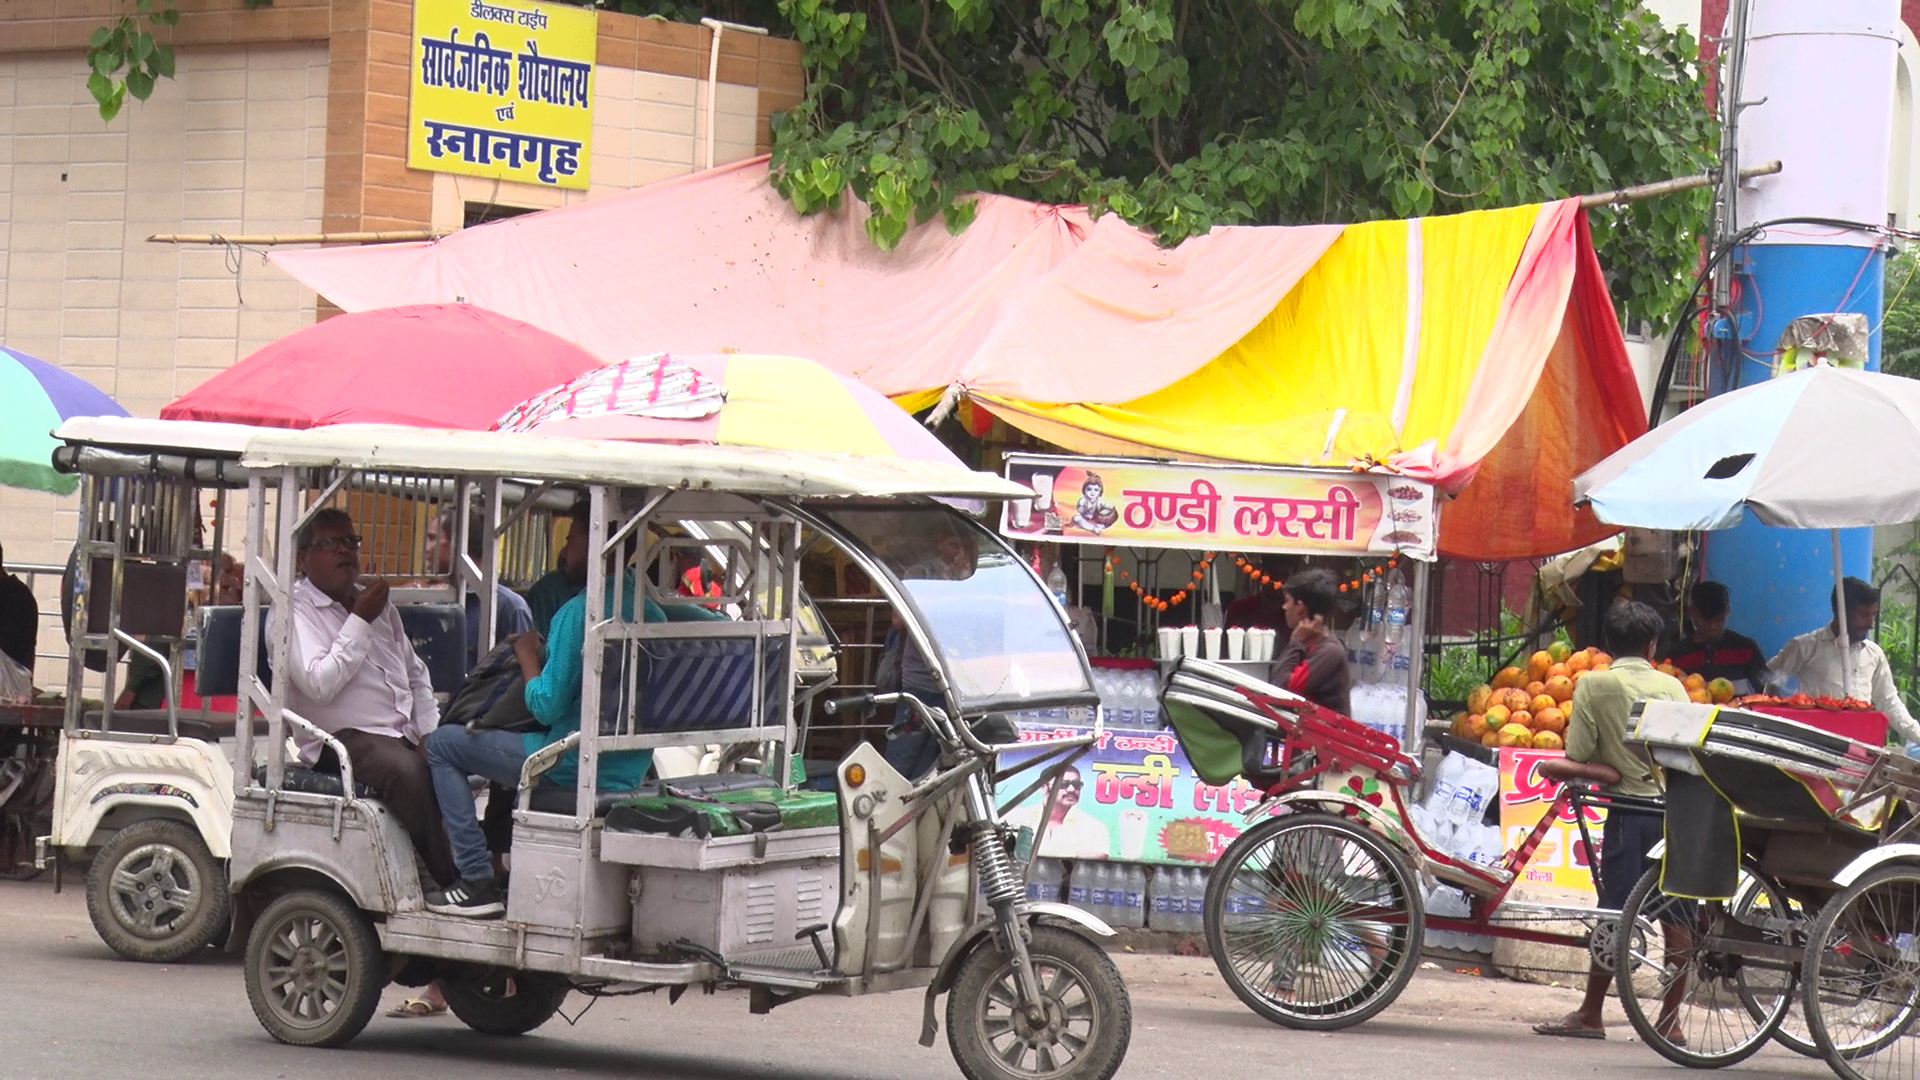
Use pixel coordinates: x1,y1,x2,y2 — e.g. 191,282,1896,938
144,161,1783,246
146,230,447,245
1579,160,1782,209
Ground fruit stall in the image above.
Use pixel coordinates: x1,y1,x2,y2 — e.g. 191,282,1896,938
989,451,1443,928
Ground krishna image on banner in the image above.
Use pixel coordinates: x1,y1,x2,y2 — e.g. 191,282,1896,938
408,0,597,190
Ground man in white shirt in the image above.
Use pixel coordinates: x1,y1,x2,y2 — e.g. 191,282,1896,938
1769,576,1920,745
280,507,455,886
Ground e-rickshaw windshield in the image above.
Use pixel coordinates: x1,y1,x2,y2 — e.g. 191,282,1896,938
814,506,1095,713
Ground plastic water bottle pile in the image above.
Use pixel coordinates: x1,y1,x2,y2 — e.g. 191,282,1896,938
1092,667,1162,728
1146,865,1209,933
1061,861,1149,928
1026,858,1067,904
1349,682,1418,746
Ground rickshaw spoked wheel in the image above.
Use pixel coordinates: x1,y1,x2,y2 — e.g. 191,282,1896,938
86,818,230,963
244,888,384,1048
947,925,1132,1080
1802,862,1920,1080
441,968,571,1035
1729,868,1819,1058
1203,811,1424,1031
1614,864,1788,1069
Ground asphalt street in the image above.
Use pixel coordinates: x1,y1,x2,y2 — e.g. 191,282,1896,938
0,878,1838,1080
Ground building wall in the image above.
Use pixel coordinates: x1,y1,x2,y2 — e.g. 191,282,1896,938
0,0,804,682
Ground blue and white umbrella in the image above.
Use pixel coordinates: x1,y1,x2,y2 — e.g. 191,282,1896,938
1574,364,1920,531
1574,363,1920,687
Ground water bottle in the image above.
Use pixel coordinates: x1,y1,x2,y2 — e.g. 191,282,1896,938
1148,867,1178,930
1066,860,1091,912
1027,858,1065,904
1137,671,1161,728
1115,864,1146,928
1180,867,1206,933
1047,558,1070,610
1113,672,1138,728
1092,863,1117,925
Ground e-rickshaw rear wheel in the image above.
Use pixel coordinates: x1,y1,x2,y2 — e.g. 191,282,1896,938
1615,864,1788,1068
441,969,571,1035
1203,811,1424,1031
86,818,230,963
1801,862,1920,1080
244,888,385,1048
947,925,1132,1080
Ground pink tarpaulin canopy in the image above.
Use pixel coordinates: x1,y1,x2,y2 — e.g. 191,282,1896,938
268,158,1341,406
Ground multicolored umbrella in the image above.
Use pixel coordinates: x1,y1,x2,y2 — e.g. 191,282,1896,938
161,304,603,431
494,353,966,466
0,347,129,495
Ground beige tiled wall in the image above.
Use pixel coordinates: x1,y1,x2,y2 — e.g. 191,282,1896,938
0,43,328,680
428,70,760,225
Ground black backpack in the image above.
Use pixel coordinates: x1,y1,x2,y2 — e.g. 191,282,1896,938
444,636,542,733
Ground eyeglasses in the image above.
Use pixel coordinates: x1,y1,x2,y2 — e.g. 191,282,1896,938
1057,780,1084,791
303,534,363,553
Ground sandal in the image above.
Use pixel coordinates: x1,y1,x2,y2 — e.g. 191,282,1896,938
1533,1018,1605,1040
385,996,448,1018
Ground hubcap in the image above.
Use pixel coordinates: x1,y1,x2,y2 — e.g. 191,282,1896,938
977,957,1098,1078
260,911,351,1027
108,842,200,938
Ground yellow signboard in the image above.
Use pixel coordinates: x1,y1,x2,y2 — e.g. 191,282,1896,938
408,0,597,190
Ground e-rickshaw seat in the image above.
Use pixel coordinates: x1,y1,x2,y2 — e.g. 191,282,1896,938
197,602,470,699
81,708,217,742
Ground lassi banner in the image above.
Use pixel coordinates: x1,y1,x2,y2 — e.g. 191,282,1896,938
1000,719,1267,865
1500,748,1603,894
408,0,597,190
1000,453,1437,559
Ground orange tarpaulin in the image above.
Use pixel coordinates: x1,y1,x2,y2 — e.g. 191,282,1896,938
264,158,1645,561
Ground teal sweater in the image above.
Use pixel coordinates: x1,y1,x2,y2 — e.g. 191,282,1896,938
522,573,725,790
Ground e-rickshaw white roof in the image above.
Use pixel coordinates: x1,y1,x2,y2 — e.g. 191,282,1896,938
55,416,275,456
236,424,1036,500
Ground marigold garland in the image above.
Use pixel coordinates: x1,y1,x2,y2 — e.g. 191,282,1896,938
1230,552,1403,594
1103,549,1214,613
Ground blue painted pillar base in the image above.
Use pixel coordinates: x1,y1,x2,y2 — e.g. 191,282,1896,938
1703,242,1884,659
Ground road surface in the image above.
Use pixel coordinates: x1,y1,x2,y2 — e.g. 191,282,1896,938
0,878,1836,1080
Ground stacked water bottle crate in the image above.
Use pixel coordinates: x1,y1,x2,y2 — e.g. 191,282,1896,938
1038,859,1209,933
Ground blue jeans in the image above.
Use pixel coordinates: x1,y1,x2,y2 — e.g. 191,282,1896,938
426,726,530,884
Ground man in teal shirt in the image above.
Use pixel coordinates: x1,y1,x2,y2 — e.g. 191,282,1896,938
424,541,723,917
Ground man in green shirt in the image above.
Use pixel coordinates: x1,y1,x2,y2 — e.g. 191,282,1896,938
525,505,589,636
1534,599,1688,1041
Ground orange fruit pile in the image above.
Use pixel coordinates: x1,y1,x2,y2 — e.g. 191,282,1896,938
1450,645,1611,749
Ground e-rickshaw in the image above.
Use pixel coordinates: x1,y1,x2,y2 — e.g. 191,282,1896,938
223,425,1132,1080
41,418,264,962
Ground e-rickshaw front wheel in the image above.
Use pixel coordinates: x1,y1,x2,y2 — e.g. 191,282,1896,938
946,925,1131,1080
244,888,385,1048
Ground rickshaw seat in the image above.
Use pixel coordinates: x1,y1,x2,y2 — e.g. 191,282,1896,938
197,603,469,698
80,708,216,743
251,763,375,799
524,784,646,816
397,603,468,694
599,635,791,734
522,765,779,816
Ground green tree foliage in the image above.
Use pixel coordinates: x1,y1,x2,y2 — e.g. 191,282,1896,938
649,0,1714,325
1883,251,1920,379
84,0,180,122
